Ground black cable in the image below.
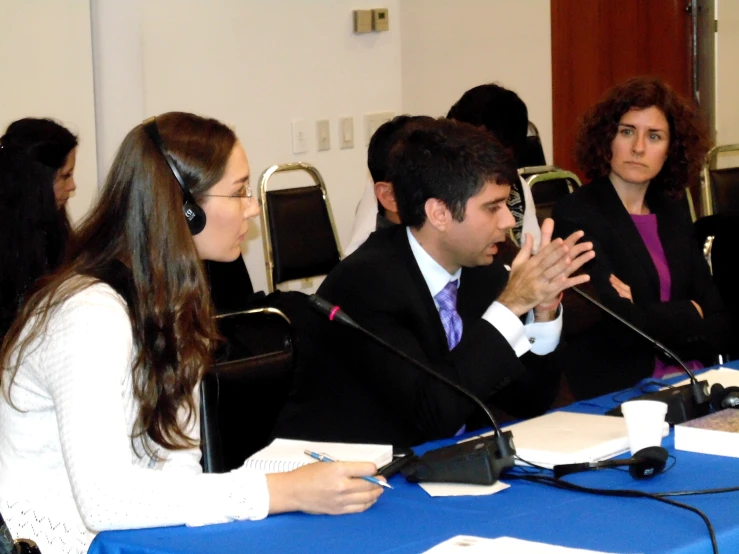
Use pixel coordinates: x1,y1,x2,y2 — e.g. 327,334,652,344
655,485,739,497
507,473,718,554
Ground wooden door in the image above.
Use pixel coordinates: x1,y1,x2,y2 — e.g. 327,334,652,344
551,0,692,178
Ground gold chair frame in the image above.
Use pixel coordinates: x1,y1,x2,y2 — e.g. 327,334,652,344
258,162,342,292
700,143,739,217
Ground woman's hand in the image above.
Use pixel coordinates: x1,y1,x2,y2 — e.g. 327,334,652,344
266,461,384,515
609,274,633,302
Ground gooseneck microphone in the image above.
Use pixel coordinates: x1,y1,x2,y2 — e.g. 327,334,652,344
571,287,710,423
307,294,516,485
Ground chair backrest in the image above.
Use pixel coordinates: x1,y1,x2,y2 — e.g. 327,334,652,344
200,307,294,473
259,163,342,292
518,166,582,225
700,144,739,217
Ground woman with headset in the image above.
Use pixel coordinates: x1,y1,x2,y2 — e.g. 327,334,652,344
0,119,77,340
552,76,731,399
0,112,383,554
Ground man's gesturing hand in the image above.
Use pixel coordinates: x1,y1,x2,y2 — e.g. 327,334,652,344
497,218,595,317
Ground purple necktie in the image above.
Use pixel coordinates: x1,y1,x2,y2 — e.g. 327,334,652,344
435,280,463,350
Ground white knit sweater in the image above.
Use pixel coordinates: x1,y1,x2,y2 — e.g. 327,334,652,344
0,282,270,554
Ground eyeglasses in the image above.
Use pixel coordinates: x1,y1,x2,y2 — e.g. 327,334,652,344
202,184,253,199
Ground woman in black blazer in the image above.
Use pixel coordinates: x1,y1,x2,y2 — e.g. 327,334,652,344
552,76,731,399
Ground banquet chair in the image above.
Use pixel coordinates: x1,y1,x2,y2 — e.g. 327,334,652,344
200,307,294,473
700,144,739,217
518,166,582,225
259,162,342,292
519,121,547,167
1,511,40,554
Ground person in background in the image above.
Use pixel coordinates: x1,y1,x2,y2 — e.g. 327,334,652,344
0,119,76,339
447,83,542,254
344,115,433,256
552,76,731,399
0,112,383,554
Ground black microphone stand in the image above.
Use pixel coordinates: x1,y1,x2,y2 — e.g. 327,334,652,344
308,294,516,485
572,287,710,424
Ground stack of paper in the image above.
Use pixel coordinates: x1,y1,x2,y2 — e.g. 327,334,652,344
244,438,392,473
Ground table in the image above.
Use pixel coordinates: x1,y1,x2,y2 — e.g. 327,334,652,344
89,362,739,554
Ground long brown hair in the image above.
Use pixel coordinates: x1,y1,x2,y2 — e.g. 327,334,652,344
575,76,710,198
1,112,236,455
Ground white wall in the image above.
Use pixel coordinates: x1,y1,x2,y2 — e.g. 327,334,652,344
92,0,402,293
0,0,98,222
400,0,554,163
715,0,739,166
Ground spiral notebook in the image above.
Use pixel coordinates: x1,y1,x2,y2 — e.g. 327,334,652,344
244,438,393,473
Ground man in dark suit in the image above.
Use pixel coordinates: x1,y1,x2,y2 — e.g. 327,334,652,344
275,119,594,447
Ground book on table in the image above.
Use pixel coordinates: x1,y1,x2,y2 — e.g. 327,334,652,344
674,409,739,458
244,438,393,472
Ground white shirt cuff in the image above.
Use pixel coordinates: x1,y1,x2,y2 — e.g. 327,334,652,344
482,301,530,357
523,305,563,355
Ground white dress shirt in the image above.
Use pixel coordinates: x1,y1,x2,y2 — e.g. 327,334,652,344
406,228,561,356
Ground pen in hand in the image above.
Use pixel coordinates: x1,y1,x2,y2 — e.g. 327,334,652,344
304,450,393,489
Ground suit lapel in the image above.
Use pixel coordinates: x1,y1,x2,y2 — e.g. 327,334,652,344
591,177,661,296
393,228,450,352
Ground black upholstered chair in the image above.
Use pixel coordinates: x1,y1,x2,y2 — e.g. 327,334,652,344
200,307,294,473
519,121,547,168
700,144,739,217
518,165,582,226
258,162,342,292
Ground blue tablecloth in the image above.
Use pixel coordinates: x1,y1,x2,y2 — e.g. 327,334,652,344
89,362,739,554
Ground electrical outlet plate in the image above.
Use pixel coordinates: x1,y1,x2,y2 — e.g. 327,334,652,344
339,117,354,149
372,8,389,31
364,111,394,145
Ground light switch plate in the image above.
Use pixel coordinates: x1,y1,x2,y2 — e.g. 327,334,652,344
316,119,330,151
364,111,394,145
339,117,354,149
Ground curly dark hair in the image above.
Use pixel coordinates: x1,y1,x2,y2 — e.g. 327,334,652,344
575,76,710,198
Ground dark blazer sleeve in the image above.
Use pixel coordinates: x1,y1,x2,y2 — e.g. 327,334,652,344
552,180,731,361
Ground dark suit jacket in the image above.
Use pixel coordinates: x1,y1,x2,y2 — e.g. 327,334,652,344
274,226,561,447
552,177,731,399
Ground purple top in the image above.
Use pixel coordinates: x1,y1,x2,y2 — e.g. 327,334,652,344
630,214,702,378
630,214,671,302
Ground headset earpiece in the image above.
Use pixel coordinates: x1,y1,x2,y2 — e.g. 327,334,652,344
142,117,206,235
709,383,739,411
553,445,668,480
627,446,668,479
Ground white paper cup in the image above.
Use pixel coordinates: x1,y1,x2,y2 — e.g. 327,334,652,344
620,400,668,455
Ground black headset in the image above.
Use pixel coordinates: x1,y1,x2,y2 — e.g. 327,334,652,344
142,117,207,235
553,446,668,480
709,383,739,411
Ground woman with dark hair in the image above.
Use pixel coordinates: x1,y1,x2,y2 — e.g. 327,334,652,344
0,147,61,339
0,119,78,338
552,76,731,399
0,112,383,554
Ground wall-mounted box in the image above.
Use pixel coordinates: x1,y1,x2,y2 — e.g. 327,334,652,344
353,9,373,33
372,8,389,31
